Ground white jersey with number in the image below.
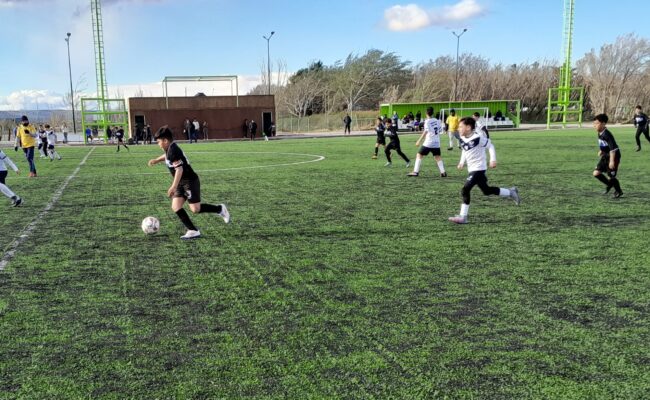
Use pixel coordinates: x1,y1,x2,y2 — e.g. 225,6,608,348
0,150,18,172
422,117,442,148
46,130,57,144
459,132,497,172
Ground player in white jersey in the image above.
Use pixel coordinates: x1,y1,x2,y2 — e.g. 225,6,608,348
449,117,519,224
44,125,62,161
37,126,48,158
407,107,447,177
0,149,22,206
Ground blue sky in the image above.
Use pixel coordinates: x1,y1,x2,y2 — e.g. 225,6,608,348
0,0,648,109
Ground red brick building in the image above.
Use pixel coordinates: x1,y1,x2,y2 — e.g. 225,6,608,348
127,95,275,140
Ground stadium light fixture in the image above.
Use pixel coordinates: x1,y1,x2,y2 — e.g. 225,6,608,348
263,31,275,95
65,32,77,135
452,28,468,102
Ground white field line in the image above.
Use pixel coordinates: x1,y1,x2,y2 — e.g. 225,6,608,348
48,151,326,178
0,147,96,271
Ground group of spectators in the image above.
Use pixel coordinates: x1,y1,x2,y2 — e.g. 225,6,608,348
183,118,209,143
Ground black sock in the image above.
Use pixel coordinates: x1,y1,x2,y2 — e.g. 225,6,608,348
199,203,222,214
610,177,622,193
374,147,378,155
176,209,198,231
595,174,609,186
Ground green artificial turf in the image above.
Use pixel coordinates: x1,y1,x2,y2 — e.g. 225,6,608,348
1,128,649,399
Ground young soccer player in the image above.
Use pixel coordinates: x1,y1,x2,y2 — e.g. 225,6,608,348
148,126,230,240
114,126,129,152
0,149,22,206
446,109,460,150
633,105,649,152
593,114,623,198
44,125,62,161
37,126,48,158
449,117,519,224
407,107,446,177
473,112,489,138
372,117,386,159
14,115,38,177
383,119,410,167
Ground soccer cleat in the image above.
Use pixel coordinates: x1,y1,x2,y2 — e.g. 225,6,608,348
440,172,448,178
636,146,641,152
371,155,377,159
613,191,623,198
181,230,201,240
219,204,231,224
384,162,392,167
447,147,453,151
510,187,521,205
11,196,22,207
405,161,410,168
407,172,419,177
448,215,468,224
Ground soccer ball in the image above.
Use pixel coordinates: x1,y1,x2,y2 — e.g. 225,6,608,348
141,216,160,234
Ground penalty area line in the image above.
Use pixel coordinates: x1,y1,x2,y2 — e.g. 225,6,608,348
0,147,96,271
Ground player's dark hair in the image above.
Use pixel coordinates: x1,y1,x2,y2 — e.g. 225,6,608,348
155,125,174,141
385,118,392,125
426,106,434,116
636,105,643,110
459,117,476,129
472,112,481,117
44,124,50,129
450,109,456,115
593,114,608,124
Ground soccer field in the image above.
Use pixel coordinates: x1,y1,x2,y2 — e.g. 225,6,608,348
1,129,649,398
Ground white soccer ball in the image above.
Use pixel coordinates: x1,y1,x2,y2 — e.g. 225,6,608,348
141,216,160,234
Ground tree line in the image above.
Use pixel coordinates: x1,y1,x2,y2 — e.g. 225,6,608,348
250,34,650,123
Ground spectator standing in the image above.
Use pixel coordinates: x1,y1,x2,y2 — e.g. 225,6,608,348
343,114,352,135
192,118,200,142
202,121,209,140
249,120,258,141
61,123,68,144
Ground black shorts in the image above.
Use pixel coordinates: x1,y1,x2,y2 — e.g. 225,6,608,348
418,145,441,156
48,144,55,150
174,178,201,204
0,170,6,184
595,154,621,176
376,135,386,145
386,141,401,151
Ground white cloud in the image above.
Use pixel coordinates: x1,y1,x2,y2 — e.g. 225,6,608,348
0,90,65,111
384,0,487,31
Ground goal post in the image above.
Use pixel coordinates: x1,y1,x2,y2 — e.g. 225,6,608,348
161,76,240,109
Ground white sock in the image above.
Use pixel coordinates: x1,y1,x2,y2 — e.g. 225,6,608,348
460,203,470,217
437,160,445,173
54,151,61,160
0,183,16,199
413,158,422,173
48,150,54,160
499,188,511,197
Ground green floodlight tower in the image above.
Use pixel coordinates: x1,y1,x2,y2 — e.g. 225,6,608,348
547,0,584,129
81,0,128,143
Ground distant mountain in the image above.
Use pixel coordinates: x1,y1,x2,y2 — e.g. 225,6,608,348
0,110,72,123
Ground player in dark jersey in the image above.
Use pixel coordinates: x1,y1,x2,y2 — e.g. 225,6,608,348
383,119,410,167
148,126,230,240
372,117,386,159
633,105,650,152
593,114,623,198
114,126,129,152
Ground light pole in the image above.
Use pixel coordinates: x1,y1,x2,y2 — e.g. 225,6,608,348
452,28,467,102
65,32,77,135
263,31,275,95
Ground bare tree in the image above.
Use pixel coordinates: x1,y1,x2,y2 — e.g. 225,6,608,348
577,34,650,120
333,50,411,112
62,73,88,113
